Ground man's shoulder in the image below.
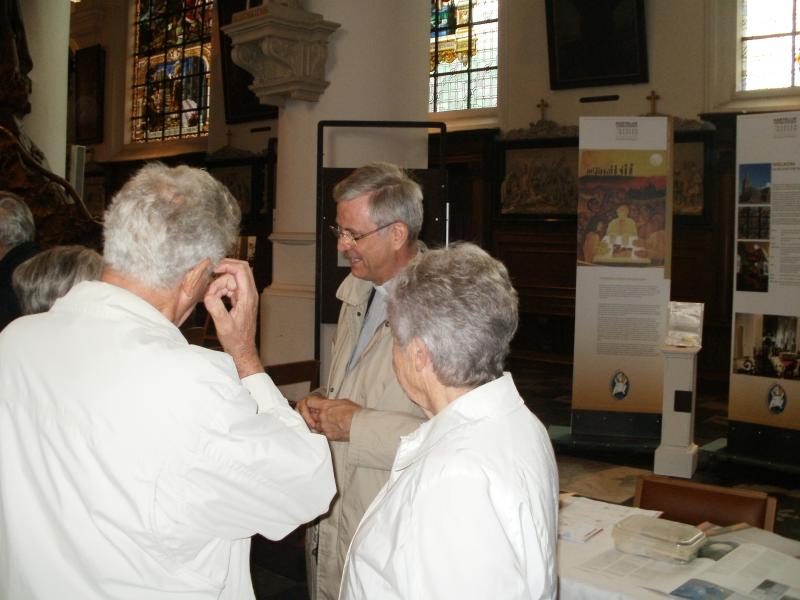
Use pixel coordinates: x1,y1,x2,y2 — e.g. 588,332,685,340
336,274,373,304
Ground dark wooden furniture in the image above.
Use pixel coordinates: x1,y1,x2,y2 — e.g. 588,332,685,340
264,360,321,390
634,474,777,531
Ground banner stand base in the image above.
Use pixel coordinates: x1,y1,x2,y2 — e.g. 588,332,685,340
549,424,658,455
571,409,661,441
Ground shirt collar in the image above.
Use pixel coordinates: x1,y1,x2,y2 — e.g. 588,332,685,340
372,276,394,298
393,372,523,471
54,280,184,341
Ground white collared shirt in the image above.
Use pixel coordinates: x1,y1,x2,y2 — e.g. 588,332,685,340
339,373,559,600
0,281,335,600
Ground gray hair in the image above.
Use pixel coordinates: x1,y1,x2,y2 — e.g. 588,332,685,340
12,245,103,315
387,242,518,388
333,162,423,241
0,192,35,249
103,163,240,289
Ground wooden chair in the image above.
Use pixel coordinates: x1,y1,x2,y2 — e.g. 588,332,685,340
634,474,777,531
264,359,321,389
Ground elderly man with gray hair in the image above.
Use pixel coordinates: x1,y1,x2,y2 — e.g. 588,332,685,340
296,162,427,600
0,163,335,600
0,192,39,330
340,242,559,600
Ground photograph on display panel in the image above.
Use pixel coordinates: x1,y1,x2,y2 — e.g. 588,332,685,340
732,313,799,380
738,163,772,205
736,241,769,293
576,149,668,267
738,206,770,240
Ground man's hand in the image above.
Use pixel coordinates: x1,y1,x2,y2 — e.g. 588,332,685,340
204,258,262,378
296,395,321,432
304,397,361,441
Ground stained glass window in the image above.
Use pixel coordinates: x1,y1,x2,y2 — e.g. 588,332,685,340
429,0,498,113
740,0,800,91
131,0,213,142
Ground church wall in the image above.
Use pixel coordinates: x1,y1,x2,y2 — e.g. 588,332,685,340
502,0,707,129
62,1,731,385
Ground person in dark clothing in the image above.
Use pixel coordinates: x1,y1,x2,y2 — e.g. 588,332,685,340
0,192,39,331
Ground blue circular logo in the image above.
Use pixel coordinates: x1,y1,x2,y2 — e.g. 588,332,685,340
767,384,787,414
610,371,630,400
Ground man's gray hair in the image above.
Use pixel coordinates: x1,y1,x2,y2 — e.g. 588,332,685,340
387,242,518,388
104,163,240,289
333,162,423,241
0,192,35,249
12,245,103,315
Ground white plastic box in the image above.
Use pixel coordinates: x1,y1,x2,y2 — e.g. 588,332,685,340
612,515,706,563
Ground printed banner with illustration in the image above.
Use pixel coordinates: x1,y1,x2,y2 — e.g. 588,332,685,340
730,112,800,431
572,117,672,416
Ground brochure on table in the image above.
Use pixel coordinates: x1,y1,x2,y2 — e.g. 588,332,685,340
579,539,800,599
730,112,800,431
572,117,672,417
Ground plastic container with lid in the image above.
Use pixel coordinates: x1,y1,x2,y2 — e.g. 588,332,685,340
612,515,706,563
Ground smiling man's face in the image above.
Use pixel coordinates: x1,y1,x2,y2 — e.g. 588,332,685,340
335,194,398,285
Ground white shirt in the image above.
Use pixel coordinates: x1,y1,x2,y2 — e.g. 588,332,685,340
0,281,335,600
346,280,390,374
339,373,559,600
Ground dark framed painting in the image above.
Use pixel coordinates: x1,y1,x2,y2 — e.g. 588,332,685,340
206,156,269,235
73,45,105,144
82,174,107,220
544,0,649,90
206,153,274,291
495,136,579,219
674,129,713,224
216,2,278,124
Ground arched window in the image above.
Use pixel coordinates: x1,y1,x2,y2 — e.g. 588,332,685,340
740,0,799,91
429,0,498,113
131,0,213,142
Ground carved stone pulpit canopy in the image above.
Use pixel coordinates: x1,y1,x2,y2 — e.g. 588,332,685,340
222,1,340,107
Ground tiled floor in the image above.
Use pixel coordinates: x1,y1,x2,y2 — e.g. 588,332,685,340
250,362,800,600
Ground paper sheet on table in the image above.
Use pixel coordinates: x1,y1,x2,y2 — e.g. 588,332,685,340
578,542,800,599
713,528,800,559
559,495,661,543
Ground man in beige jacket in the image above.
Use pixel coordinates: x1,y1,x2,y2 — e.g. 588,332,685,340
297,162,426,600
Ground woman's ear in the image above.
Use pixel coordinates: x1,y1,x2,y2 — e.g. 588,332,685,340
411,337,430,372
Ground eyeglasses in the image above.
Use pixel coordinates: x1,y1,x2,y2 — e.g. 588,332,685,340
328,222,396,246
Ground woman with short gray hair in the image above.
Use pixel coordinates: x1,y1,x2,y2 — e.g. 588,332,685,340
12,245,103,315
0,192,39,330
0,192,35,252
340,242,559,600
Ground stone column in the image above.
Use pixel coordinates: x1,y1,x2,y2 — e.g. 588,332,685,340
20,0,71,177
260,1,429,389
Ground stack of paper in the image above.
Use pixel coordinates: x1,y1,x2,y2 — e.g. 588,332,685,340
559,495,661,543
